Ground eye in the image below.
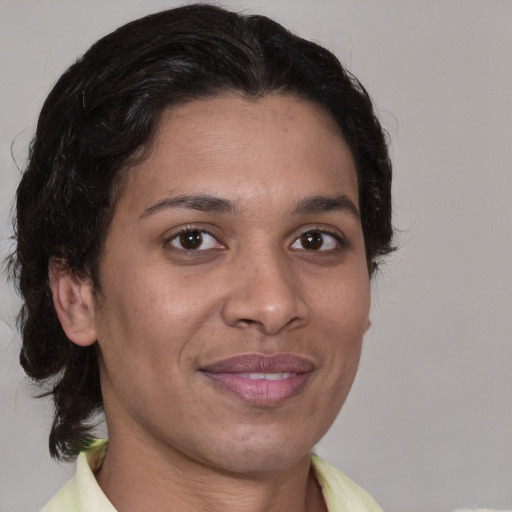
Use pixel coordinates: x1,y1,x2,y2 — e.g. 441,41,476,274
169,230,222,251
291,230,340,251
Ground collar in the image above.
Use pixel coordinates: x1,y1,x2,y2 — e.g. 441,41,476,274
53,440,381,512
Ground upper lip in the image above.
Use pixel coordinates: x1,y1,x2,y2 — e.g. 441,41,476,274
201,353,315,374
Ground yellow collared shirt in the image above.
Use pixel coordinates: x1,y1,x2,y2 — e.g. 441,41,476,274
41,440,382,512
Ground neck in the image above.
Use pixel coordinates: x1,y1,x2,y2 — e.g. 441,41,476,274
96,432,325,512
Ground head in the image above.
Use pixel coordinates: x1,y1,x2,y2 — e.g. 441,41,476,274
12,4,393,462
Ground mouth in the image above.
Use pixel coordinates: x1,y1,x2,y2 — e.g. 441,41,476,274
200,353,315,406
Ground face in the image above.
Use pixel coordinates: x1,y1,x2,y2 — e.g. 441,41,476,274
92,94,370,474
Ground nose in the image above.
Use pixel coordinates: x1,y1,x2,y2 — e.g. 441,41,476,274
220,248,310,336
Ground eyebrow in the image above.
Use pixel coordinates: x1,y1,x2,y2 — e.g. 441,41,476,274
140,193,359,219
292,194,360,218
140,194,237,218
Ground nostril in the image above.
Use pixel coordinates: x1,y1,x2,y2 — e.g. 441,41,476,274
238,318,259,327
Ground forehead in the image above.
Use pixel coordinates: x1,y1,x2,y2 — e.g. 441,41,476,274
118,93,358,214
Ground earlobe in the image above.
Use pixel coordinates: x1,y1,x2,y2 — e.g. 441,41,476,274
49,259,97,347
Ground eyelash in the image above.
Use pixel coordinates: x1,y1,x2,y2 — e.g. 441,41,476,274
164,226,347,254
165,226,223,253
291,229,346,252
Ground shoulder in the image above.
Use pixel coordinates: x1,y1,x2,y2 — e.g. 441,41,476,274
312,454,383,512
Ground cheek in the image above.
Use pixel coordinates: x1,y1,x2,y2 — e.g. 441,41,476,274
314,266,370,337
310,267,370,395
94,262,220,363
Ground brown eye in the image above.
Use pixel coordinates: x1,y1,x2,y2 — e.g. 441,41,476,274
179,231,202,249
291,230,339,251
301,231,324,250
170,230,221,251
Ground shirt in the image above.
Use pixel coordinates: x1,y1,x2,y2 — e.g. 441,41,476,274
41,439,383,512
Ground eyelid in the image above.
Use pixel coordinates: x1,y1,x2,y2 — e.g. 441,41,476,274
290,226,348,251
164,225,225,252
162,224,347,254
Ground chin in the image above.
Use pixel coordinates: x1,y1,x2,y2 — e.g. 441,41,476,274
199,427,316,476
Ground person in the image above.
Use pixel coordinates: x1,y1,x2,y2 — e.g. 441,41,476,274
11,4,393,511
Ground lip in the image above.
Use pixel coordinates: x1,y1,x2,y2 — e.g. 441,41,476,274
200,353,315,406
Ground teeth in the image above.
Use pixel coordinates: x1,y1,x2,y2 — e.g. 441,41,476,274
241,372,295,381
264,372,294,381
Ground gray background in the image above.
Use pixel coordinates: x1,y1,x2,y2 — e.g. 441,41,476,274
1,1,511,511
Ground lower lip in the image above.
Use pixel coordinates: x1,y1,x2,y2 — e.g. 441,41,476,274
201,372,311,405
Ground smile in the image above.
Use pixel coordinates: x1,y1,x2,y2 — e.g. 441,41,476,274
200,353,314,406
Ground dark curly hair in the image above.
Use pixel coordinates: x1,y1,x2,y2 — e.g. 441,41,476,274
10,3,394,461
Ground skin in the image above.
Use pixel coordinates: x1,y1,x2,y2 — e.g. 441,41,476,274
51,94,371,512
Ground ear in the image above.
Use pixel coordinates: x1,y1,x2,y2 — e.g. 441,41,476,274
49,259,97,347
365,319,372,334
